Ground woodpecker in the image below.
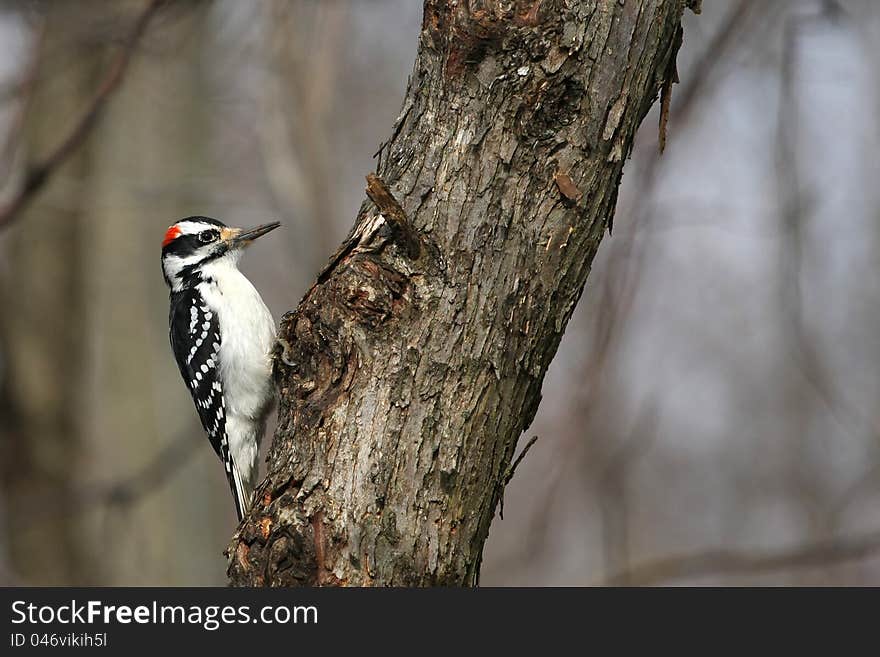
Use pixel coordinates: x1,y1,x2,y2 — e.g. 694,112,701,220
161,216,279,521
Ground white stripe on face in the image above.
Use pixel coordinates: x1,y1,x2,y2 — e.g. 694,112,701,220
174,220,216,236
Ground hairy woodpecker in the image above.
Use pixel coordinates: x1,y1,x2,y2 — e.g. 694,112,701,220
161,216,279,521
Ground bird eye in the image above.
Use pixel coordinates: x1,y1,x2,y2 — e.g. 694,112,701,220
199,230,216,243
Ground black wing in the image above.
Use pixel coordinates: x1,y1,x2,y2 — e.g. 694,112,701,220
169,288,227,463
169,289,251,520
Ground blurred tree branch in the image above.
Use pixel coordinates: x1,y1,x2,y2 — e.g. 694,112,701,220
775,4,880,532
597,2,880,588
0,0,166,229
79,433,201,511
15,431,201,533
601,529,880,585
0,25,42,184
0,0,211,584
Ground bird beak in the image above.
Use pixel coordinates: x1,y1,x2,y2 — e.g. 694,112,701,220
223,222,280,249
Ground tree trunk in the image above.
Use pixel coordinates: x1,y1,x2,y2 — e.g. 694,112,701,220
228,0,691,587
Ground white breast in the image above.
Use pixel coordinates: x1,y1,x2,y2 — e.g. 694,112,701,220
197,256,276,420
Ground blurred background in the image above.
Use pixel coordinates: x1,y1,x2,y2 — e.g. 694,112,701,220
0,0,878,586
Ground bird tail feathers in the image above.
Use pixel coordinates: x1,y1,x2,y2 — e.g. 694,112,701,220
226,459,252,522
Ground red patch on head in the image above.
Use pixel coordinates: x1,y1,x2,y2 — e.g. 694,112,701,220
162,225,182,248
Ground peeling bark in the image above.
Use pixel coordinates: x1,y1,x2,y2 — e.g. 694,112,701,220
228,0,690,587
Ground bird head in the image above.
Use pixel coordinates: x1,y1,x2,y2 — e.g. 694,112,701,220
161,216,280,290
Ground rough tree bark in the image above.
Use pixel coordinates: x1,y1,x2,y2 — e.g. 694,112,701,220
228,0,694,586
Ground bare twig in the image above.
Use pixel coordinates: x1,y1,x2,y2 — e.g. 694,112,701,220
0,0,166,229
314,172,418,285
672,0,756,131
601,530,880,586
365,172,421,259
503,436,539,487
657,25,681,153
660,0,755,152
499,435,539,520
365,173,407,228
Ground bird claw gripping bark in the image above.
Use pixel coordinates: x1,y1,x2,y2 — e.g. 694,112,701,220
275,337,297,369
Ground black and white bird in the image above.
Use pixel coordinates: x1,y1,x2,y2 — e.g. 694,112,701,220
161,216,279,521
